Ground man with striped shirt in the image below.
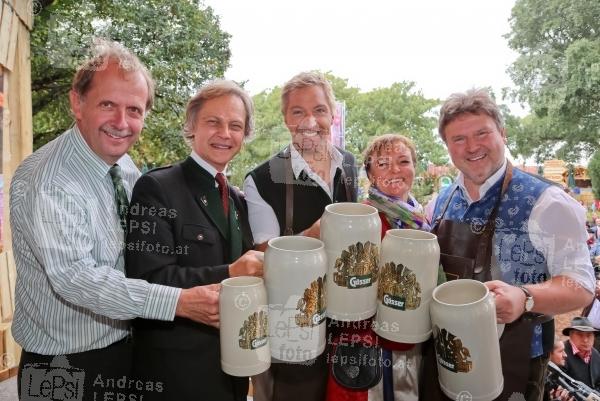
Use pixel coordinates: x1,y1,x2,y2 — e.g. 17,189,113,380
10,41,223,401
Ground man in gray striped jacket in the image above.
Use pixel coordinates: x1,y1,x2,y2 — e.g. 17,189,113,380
10,40,254,401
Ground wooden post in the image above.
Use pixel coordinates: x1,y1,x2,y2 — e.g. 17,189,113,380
0,0,33,379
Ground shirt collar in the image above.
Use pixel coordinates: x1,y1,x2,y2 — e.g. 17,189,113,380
70,125,122,178
190,151,223,180
570,339,592,364
289,143,344,179
456,158,507,203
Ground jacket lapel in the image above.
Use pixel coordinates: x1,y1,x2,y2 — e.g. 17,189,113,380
228,199,242,260
181,157,229,239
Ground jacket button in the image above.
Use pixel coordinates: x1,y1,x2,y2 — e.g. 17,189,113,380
196,234,204,241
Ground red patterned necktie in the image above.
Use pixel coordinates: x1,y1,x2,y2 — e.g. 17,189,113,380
215,172,229,217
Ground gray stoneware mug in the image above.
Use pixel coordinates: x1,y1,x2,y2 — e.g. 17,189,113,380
430,279,504,401
220,276,270,376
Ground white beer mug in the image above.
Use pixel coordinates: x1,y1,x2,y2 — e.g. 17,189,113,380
264,236,327,362
374,229,439,343
220,276,270,376
430,279,504,401
320,202,381,321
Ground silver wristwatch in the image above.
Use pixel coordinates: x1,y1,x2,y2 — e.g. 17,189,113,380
519,286,534,312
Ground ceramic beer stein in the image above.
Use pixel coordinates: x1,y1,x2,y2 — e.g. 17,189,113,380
430,279,504,401
220,276,270,376
321,202,381,321
374,229,439,343
264,236,327,363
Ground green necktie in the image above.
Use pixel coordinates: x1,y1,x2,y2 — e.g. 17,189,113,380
109,164,129,232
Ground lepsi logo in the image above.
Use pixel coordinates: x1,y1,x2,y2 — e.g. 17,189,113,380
21,356,84,401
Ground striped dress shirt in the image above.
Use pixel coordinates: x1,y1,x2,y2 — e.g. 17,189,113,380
10,126,181,355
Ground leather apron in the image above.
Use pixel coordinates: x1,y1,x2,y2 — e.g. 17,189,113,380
421,163,550,401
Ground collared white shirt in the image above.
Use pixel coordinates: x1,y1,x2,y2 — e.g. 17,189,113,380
454,160,594,292
456,158,508,204
190,150,221,184
243,144,344,244
10,126,180,354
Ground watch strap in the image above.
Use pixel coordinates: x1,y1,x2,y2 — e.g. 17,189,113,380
519,286,534,312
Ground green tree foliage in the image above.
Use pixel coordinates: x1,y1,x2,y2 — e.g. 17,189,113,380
32,4,445,189
229,73,446,186
32,0,230,166
506,0,600,161
589,151,600,199
227,86,291,188
345,82,445,171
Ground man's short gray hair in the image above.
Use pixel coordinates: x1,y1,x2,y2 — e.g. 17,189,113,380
72,38,155,111
438,88,504,141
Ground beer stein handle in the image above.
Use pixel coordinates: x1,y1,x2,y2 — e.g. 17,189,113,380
489,292,505,339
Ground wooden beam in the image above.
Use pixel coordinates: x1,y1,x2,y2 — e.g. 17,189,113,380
1,71,10,249
5,251,15,311
18,22,32,157
0,325,5,367
13,0,33,30
0,23,34,252
0,67,3,171
28,0,34,29
4,68,19,250
0,2,13,67
4,324,19,368
4,10,18,71
0,253,11,323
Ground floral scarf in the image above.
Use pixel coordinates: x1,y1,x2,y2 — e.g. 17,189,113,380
366,186,431,231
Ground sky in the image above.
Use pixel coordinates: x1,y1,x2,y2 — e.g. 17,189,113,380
202,0,521,110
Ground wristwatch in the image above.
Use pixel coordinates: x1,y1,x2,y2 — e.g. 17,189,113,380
519,286,534,312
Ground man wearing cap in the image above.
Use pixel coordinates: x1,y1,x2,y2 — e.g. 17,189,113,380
562,316,600,390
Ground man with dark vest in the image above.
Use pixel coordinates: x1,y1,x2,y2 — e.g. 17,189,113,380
244,72,357,401
428,88,595,401
562,317,600,390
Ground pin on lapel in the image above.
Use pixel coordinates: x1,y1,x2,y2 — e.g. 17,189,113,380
201,196,208,206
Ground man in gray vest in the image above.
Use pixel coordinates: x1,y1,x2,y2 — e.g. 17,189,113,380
244,72,358,401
